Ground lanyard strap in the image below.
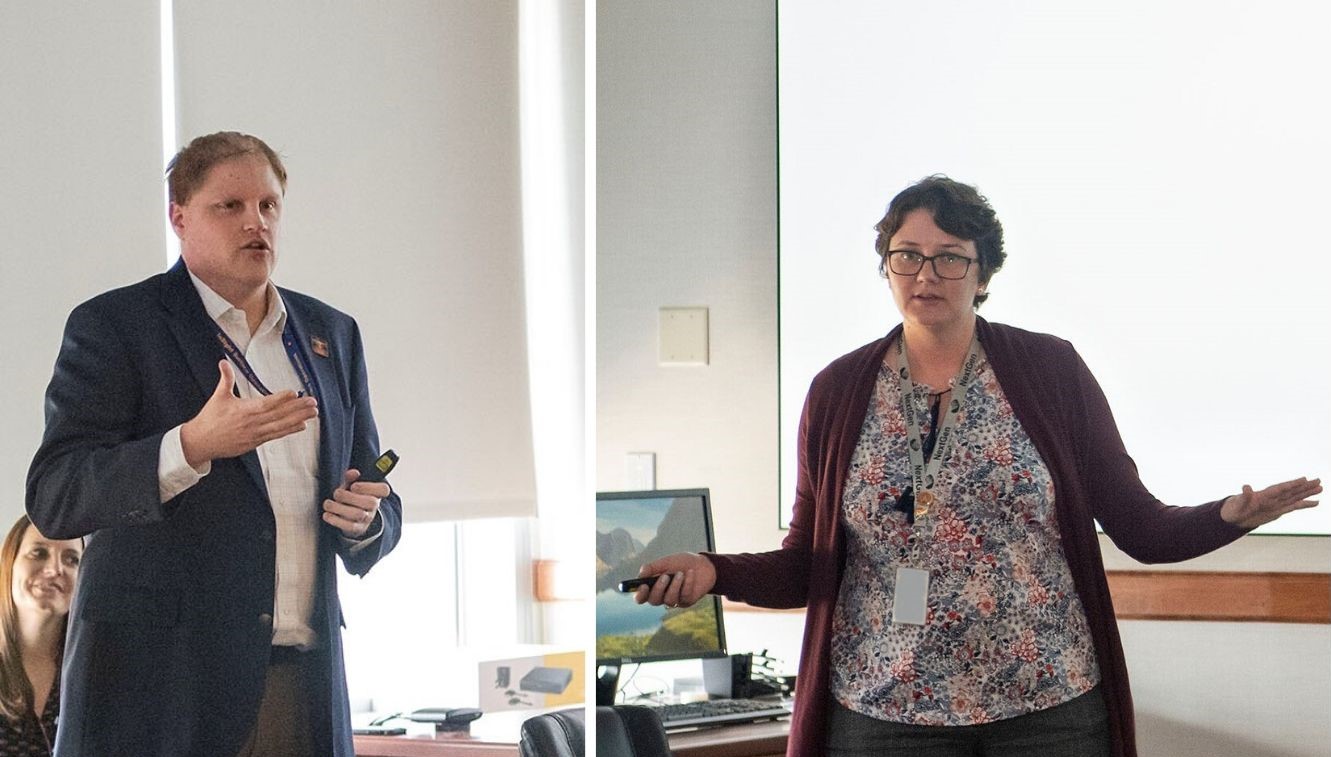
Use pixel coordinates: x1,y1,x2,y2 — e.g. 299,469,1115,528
212,319,320,402
893,333,982,519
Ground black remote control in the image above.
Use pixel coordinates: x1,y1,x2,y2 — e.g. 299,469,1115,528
617,576,660,592
358,449,399,483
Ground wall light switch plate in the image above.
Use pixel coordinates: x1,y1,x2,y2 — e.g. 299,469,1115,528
626,452,656,490
659,307,709,365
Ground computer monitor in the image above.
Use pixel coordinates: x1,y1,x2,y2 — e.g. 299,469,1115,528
595,488,727,666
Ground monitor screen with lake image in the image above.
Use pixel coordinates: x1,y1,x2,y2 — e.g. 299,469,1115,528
595,489,726,665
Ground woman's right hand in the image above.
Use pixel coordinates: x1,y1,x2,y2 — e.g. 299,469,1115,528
633,552,717,608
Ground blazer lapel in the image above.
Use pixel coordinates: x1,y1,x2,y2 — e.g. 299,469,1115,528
159,259,270,500
281,295,345,498
161,260,230,399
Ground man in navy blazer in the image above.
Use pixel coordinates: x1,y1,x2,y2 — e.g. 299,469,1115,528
26,132,401,756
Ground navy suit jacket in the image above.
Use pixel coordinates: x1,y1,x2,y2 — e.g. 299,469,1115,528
26,259,402,757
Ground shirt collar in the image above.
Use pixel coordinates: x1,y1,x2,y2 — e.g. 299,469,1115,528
187,269,287,334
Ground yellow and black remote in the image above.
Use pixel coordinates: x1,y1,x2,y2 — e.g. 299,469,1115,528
358,449,399,483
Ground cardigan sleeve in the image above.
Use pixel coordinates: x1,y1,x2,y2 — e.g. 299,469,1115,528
1068,345,1249,563
705,335,890,611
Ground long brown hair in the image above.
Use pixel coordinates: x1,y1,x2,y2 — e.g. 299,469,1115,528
0,515,69,722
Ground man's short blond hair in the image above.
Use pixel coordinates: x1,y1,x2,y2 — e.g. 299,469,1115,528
166,131,287,206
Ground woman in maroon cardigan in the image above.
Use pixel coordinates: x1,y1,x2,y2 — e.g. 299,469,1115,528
635,176,1321,757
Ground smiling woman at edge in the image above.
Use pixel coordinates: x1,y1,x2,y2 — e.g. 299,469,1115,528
634,175,1322,757
0,515,82,755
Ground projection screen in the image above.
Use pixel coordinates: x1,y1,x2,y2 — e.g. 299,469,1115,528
778,0,1330,535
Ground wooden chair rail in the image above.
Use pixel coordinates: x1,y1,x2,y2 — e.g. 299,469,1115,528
1104,570,1329,623
718,571,1331,624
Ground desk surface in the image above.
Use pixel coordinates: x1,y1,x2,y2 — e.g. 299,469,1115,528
667,718,791,757
354,710,530,757
354,733,517,757
355,709,791,757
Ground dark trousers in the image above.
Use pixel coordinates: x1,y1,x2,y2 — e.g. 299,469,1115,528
235,647,330,757
827,687,1111,757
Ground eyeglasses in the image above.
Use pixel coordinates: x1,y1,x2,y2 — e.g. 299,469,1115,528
885,250,976,280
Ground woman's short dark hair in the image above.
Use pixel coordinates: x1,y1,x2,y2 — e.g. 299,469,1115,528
873,175,1006,308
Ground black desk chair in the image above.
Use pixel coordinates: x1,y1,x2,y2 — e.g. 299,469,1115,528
518,707,585,757
596,705,671,757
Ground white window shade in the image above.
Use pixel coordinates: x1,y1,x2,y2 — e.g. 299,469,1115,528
0,2,166,528
173,1,536,520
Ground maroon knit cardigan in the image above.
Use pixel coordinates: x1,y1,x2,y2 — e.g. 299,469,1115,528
706,319,1248,757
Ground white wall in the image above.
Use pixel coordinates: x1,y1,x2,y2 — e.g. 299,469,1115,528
597,0,782,554
596,2,1331,753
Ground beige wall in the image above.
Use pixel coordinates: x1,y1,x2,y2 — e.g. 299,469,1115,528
597,1,782,554
596,1,1330,753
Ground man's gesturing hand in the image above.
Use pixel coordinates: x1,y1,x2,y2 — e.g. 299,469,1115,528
180,360,319,468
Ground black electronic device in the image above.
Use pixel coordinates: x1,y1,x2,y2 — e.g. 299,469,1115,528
595,664,620,707
648,698,791,730
616,576,658,593
357,449,399,483
595,488,727,703
406,707,483,733
519,666,574,694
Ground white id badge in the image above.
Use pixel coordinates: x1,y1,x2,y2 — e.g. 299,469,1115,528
892,567,930,625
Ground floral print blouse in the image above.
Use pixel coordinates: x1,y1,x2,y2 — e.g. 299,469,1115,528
830,346,1099,725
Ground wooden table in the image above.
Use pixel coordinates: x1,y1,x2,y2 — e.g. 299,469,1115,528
667,719,791,757
354,710,528,757
354,733,518,757
355,709,792,757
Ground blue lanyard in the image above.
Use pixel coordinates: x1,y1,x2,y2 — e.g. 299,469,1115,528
212,319,320,403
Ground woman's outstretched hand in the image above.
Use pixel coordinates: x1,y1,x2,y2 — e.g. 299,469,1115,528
1220,477,1322,529
633,552,717,609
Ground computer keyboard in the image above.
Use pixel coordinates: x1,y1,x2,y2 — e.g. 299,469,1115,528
647,698,792,729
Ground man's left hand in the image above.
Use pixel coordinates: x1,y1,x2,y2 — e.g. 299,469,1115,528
322,469,389,538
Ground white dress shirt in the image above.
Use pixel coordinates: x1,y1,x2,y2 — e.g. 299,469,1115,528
156,274,376,649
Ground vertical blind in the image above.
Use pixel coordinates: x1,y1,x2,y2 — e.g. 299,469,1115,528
0,2,165,527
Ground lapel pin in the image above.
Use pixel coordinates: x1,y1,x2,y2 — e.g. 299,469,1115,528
311,336,330,358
